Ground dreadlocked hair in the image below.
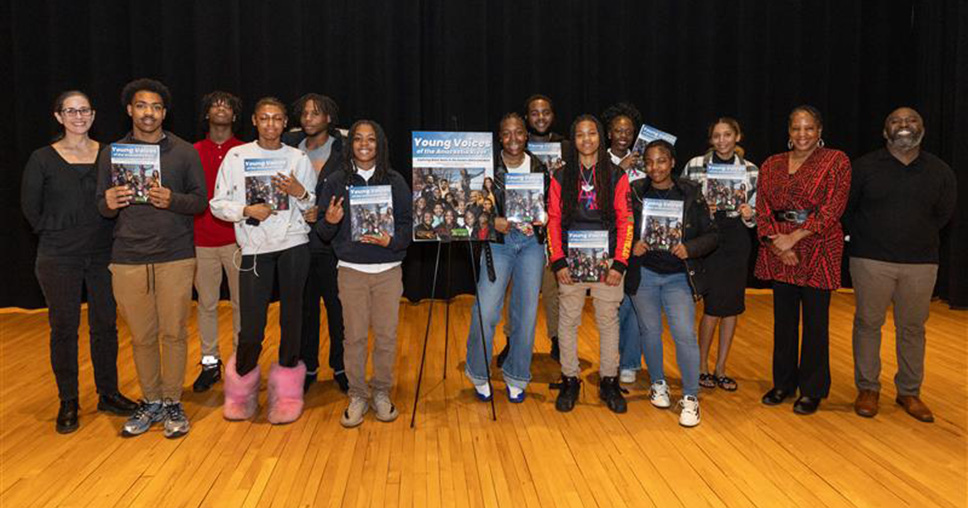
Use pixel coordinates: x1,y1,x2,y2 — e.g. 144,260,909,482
601,102,643,132
560,114,615,226
198,90,242,136
290,93,341,136
343,120,391,183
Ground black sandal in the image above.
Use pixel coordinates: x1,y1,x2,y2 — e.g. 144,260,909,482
715,374,738,392
699,373,716,389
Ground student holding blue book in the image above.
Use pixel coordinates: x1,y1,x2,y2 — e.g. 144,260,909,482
465,113,549,403
681,118,759,392
626,140,718,427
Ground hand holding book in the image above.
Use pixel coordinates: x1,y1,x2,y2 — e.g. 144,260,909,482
105,185,134,210
148,182,171,209
361,231,391,247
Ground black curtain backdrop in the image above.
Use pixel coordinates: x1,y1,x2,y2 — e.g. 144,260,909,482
3,0,965,309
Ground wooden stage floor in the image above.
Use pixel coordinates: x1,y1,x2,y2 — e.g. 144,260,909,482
1,291,966,507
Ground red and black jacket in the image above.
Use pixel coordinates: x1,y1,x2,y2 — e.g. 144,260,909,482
547,160,633,275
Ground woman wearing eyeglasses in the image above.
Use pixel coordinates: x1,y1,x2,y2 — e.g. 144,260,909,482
21,91,139,434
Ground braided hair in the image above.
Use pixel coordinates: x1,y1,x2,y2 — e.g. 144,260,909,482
560,114,615,226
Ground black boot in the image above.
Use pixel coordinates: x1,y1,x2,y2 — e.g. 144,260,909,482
333,371,349,393
496,343,510,369
550,336,560,363
192,360,222,393
553,375,582,412
599,376,628,414
97,391,139,416
56,399,79,434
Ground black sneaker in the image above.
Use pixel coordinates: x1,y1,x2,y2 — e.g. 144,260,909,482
552,375,581,412
97,392,139,416
496,343,510,369
56,399,79,434
550,336,560,363
192,360,222,393
599,376,628,414
304,371,318,394
333,371,349,393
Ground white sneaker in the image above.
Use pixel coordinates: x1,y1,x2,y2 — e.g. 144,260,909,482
650,380,672,409
619,369,637,384
372,392,399,423
340,397,368,428
678,395,701,427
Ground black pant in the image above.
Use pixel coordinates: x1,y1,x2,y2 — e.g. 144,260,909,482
237,244,310,376
35,254,119,401
300,249,345,374
772,281,832,398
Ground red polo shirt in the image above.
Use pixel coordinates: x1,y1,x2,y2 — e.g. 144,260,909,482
193,136,245,247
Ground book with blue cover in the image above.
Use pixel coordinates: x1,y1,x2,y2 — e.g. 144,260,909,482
527,141,564,172
243,158,290,211
110,144,161,205
566,230,610,283
349,185,394,242
703,163,749,211
641,198,683,251
629,124,677,173
504,173,546,225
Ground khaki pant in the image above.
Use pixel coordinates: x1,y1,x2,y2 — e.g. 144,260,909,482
850,257,938,396
338,265,404,399
194,244,241,358
110,258,195,401
557,278,624,378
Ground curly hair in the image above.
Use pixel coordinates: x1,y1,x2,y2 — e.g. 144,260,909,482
198,90,242,134
601,102,643,132
120,78,171,109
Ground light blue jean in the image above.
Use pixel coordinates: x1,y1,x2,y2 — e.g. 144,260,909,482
465,229,545,390
618,295,645,371
629,267,700,396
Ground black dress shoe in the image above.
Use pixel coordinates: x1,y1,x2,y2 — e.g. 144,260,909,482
334,371,349,393
56,399,79,434
192,360,222,393
761,388,795,406
97,392,139,416
496,343,510,369
793,396,822,415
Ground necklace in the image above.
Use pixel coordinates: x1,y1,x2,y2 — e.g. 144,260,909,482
580,164,595,193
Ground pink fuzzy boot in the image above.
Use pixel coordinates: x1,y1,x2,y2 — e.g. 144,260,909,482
223,354,260,421
267,361,307,425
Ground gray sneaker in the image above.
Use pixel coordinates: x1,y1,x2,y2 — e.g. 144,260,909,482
372,392,399,423
162,400,190,439
121,401,165,437
340,397,368,428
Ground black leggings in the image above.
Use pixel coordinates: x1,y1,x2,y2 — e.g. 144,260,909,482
772,281,832,398
236,244,311,376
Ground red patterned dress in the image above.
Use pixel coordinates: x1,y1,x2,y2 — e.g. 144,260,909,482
754,147,851,290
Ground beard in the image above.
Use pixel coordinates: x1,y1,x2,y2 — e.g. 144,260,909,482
888,129,924,150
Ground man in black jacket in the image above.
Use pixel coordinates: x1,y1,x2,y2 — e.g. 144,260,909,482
846,107,957,423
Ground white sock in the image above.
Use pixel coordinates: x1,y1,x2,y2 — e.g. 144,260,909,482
507,386,523,398
201,355,219,366
475,383,491,398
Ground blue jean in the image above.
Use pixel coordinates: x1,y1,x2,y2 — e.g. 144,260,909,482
629,267,700,396
465,229,546,390
618,296,644,371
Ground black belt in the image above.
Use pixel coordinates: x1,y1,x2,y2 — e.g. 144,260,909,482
773,209,811,224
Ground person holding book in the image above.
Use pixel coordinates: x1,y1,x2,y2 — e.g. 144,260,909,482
756,105,850,415
21,90,139,434
96,79,207,438
284,93,349,394
602,102,647,385
626,140,718,427
681,118,759,392
547,114,633,414
464,113,549,403
210,97,316,425
316,120,413,428
190,91,245,393
845,107,956,422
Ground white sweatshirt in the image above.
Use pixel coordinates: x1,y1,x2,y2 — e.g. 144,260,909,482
210,141,317,255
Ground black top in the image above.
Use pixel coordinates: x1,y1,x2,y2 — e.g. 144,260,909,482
21,145,114,257
640,186,686,274
96,131,208,264
845,148,957,264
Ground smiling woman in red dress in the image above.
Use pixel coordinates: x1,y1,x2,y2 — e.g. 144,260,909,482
755,105,851,416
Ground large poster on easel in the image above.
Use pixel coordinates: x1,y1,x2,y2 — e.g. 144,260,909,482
412,131,495,242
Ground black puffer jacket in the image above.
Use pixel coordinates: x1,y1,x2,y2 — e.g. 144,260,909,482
624,177,719,301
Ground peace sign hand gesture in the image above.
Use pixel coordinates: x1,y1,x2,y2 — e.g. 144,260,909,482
324,196,345,224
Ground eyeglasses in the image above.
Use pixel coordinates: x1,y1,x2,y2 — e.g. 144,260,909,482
61,108,94,118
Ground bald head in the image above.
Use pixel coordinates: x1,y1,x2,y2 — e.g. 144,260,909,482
884,107,924,150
